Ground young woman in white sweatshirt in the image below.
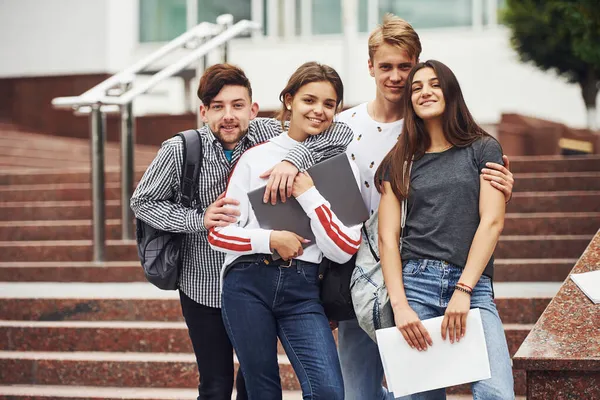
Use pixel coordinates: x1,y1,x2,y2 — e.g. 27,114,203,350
209,61,360,400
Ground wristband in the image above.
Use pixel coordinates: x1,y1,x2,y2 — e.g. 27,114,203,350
455,285,472,296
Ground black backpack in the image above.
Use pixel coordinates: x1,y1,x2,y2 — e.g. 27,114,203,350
318,254,357,321
135,129,203,290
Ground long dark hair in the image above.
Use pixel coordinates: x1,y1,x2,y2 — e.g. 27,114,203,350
276,62,344,129
375,59,494,200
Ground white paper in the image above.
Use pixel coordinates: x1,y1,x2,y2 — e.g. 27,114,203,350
570,270,600,303
376,308,491,398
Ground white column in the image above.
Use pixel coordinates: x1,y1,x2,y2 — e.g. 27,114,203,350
282,0,296,38
472,0,484,31
186,0,198,29
367,0,379,30
342,0,359,102
486,0,498,27
251,0,264,38
265,0,279,37
300,0,312,37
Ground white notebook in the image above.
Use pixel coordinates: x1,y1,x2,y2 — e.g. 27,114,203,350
376,308,491,398
570,270,600,304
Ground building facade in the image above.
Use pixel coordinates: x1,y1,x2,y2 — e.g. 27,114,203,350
0,0,593,128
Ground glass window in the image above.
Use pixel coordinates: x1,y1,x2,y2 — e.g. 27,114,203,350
139,0,187,43
197,0,251,26
358,0,369,32
139,0,251,43
312,0,342,34
379,0,472,29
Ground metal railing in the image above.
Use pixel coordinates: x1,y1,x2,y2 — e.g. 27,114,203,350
52,15,261,262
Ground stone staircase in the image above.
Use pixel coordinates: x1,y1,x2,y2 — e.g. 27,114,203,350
1,123,598,399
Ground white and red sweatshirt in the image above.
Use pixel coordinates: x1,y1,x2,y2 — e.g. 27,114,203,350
208,132,362,269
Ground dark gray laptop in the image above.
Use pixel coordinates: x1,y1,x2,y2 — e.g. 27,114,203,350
248,153,369,242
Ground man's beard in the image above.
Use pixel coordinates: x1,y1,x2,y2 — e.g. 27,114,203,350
212,126,249,147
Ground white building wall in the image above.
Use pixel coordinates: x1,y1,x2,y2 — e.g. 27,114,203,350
0,0,109,76
0,0,594,128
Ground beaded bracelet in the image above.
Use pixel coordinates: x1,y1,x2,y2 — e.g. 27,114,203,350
455,285,472,296
457,282,473,291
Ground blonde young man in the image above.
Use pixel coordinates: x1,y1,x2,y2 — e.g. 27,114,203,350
336,15,515,400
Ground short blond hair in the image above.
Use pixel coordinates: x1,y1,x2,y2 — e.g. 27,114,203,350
368,14,422,61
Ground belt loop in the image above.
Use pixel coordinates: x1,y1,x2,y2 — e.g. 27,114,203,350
286,258,293,268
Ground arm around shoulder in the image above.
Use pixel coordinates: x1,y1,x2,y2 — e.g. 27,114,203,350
284,121,354,171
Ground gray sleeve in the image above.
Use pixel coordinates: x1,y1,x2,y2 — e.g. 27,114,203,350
477,137,504,171
130,139,206,233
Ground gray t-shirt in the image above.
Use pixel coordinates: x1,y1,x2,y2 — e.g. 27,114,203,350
391,136,503,278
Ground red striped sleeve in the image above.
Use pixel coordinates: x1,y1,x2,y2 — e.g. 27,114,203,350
208,228,252,252
315,205,361,255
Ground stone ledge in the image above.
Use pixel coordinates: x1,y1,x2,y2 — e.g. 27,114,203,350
513,229,600,398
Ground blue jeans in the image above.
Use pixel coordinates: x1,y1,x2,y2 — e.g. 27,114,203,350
221,257,344,400
402,259,514,400
338,318,395,400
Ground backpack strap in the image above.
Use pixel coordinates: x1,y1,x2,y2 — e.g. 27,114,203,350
177,129,203,208
362,224,380,263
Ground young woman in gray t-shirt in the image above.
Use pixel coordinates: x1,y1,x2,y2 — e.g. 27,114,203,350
376,60,514,399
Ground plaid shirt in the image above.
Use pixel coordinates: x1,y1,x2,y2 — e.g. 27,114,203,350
131,118,354,307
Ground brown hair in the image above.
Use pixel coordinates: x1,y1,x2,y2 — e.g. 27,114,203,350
197,63,252,106
375,60,499,200
276,62,344,128
368,13,422,61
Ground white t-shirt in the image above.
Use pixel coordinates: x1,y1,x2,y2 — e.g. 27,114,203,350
338,102,404,216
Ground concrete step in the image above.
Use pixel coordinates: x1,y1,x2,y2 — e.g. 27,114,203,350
502,212,600,235
0,387,525,400
0,282,560,325
0,168,147,186
1,234,592,262
494,259,576,282
0,259,575,283
0,385,303,400
0,258,576,284
0,201,122,221
495,234,592,259
509,155,600,173
1,191,597,222
2,154,597,186
1,171,598,202
513,172,600,192
0,147,132,165
0,320,531,359
0,262,144,283
0,240,137,262
508,190,600,213
0,183,122,202
1,191,598,223
0,156,89,169
0,220,124,241
0,350,528,395
0,351,299,390
3,212,598,241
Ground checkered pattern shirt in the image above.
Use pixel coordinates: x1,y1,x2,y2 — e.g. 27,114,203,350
130,118,354,307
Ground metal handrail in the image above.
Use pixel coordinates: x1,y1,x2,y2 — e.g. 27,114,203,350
52,21,222,109
79,19,260,107
51,15,261,262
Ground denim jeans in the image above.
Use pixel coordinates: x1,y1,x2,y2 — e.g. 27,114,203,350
221,257,344,400
401,259,515,400
338,318,395,400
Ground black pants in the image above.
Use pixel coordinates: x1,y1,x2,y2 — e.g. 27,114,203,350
179,290,247,400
